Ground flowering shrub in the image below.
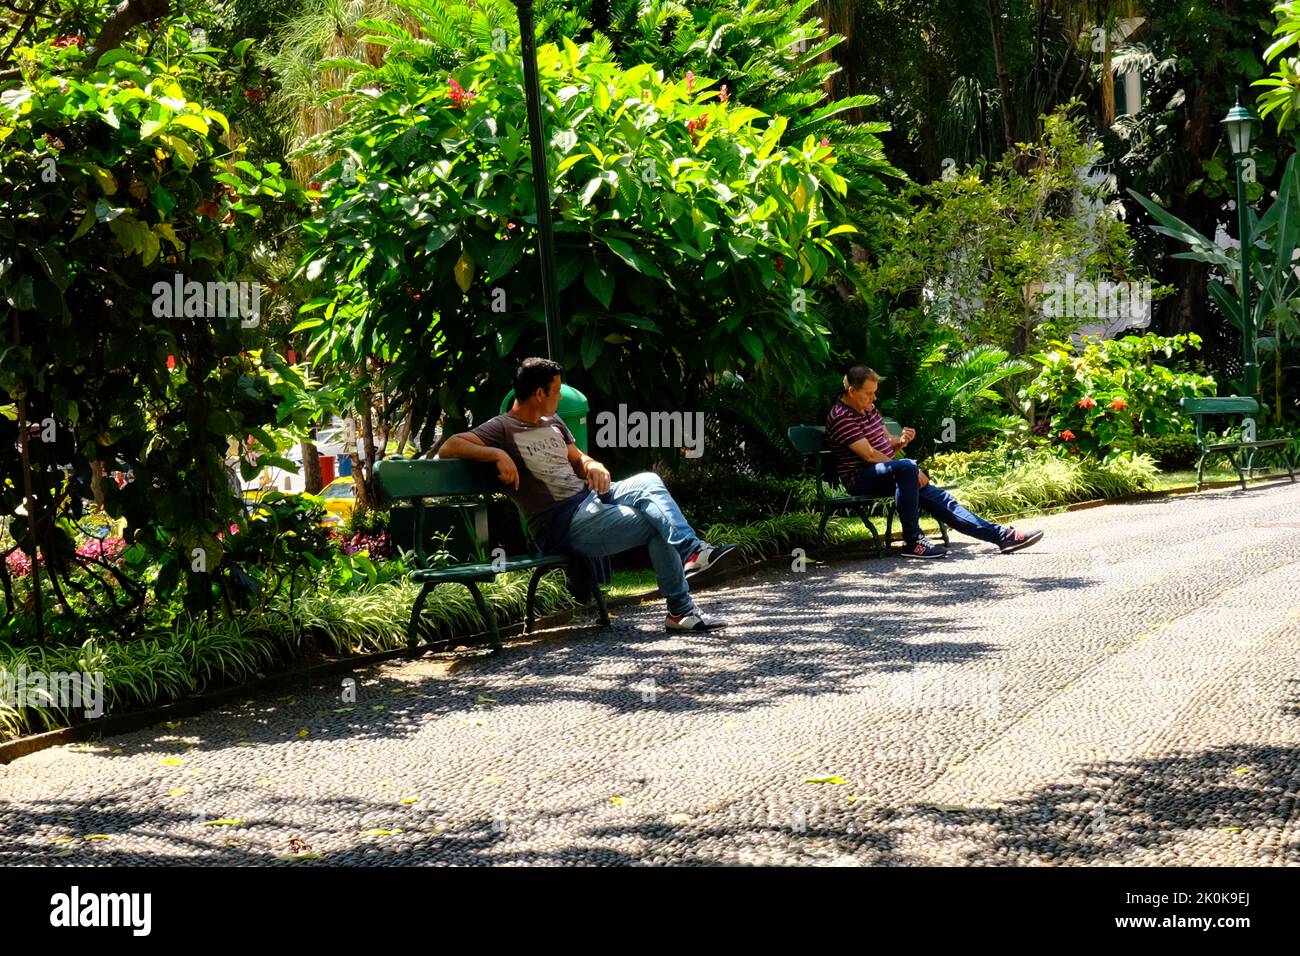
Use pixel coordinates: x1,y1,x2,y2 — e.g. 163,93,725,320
5,537,126,577
329,530,395,561
1026,333,1216,458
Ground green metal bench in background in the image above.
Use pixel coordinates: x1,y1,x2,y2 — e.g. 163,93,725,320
786,420,950,557
1179,396,1296,492
373,458,610,651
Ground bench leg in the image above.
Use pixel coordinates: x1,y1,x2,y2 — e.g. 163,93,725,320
465,580,500,647
525,565,547,634
407,582,434,651
1194,452,1207,492
817,509,831,542
856,506,884,558
1228,451,1247,491
593,586,611,627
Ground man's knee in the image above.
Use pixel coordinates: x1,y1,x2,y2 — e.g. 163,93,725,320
893,458,918,475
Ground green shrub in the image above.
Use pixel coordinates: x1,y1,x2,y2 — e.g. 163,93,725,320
1134,433,1201,470
665,471,817,527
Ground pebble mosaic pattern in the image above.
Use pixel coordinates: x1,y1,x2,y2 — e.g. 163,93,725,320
3,483,1298,866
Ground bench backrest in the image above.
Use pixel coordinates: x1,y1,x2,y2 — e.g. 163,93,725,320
373,458,500,499
1180,396,1259,417
787,418,903,495
786,418,903,456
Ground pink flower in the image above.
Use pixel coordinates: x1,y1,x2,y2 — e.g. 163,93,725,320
820,137,830,147
685,71,695,95
1060,430,1076,441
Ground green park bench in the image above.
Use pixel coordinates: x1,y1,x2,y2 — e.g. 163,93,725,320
373,458,610,651
787,418,950,557
1179,396,1296,492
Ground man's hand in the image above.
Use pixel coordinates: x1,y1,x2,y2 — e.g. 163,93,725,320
901,426,916,446
494,449,519,490
918,468,929,489
584,459,612,494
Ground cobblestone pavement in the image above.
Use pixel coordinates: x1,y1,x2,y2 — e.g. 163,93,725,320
3,483,1299,866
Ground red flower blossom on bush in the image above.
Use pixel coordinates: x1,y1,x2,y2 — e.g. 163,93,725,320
448,79,474,109
820,136,831,148
1110,398,1127,411
719,84,729,104
1060,430,1076,441
1076,397,1096,409
687,113,709,145
51,35,84,48
685,71,695,95
773,253,785,272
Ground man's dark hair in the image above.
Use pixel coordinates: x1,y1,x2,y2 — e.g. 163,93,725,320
844,365,881,390
514,357,563,400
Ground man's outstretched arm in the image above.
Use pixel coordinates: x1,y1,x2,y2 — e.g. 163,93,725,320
439,432,519,490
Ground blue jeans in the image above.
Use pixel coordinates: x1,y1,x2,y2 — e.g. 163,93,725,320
566,472,702,616
851,458,1005,545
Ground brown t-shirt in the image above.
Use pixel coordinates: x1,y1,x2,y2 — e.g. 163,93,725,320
469,413,587,538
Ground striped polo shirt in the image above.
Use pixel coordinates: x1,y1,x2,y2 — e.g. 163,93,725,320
825,398,894,486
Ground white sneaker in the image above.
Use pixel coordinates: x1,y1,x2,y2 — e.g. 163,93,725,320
683,543,740,579
665,607,729,631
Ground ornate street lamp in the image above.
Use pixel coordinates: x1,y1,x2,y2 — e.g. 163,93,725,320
1223,96,1258,399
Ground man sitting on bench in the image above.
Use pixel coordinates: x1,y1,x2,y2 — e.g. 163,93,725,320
438,357,739,631
826,364,1044,558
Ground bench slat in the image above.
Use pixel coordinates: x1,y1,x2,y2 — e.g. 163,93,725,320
1180,396,1260,416
374,458,501,498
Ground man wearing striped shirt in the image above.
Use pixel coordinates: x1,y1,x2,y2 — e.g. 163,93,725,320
826,365,1044,558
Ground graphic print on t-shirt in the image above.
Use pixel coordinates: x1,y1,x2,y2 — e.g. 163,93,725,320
513,424,581,500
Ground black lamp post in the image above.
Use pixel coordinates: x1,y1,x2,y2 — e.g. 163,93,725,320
1223,96,1258,400
514,0,562,365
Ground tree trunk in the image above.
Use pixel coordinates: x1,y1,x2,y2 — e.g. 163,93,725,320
986,0,1017,151
300,435,322,494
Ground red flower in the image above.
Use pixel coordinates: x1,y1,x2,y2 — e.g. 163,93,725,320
719,84,729,104
1060,430,1076,441
685,71,695,95
51,35,84,48
1110,398,1127,411
308,180,321,191
448,79,474,109
774,254,785,273
820,136,831,147
687,113,709,145
1076,397,1096,409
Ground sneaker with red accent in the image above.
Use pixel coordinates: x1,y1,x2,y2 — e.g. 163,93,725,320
665,607,729,631
998,528,1043,553
683,542,740,579
900,535,947,558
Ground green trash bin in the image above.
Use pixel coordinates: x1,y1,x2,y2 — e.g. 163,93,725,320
499,383,590,452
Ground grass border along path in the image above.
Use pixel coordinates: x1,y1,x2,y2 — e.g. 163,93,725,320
1,469,1293,762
